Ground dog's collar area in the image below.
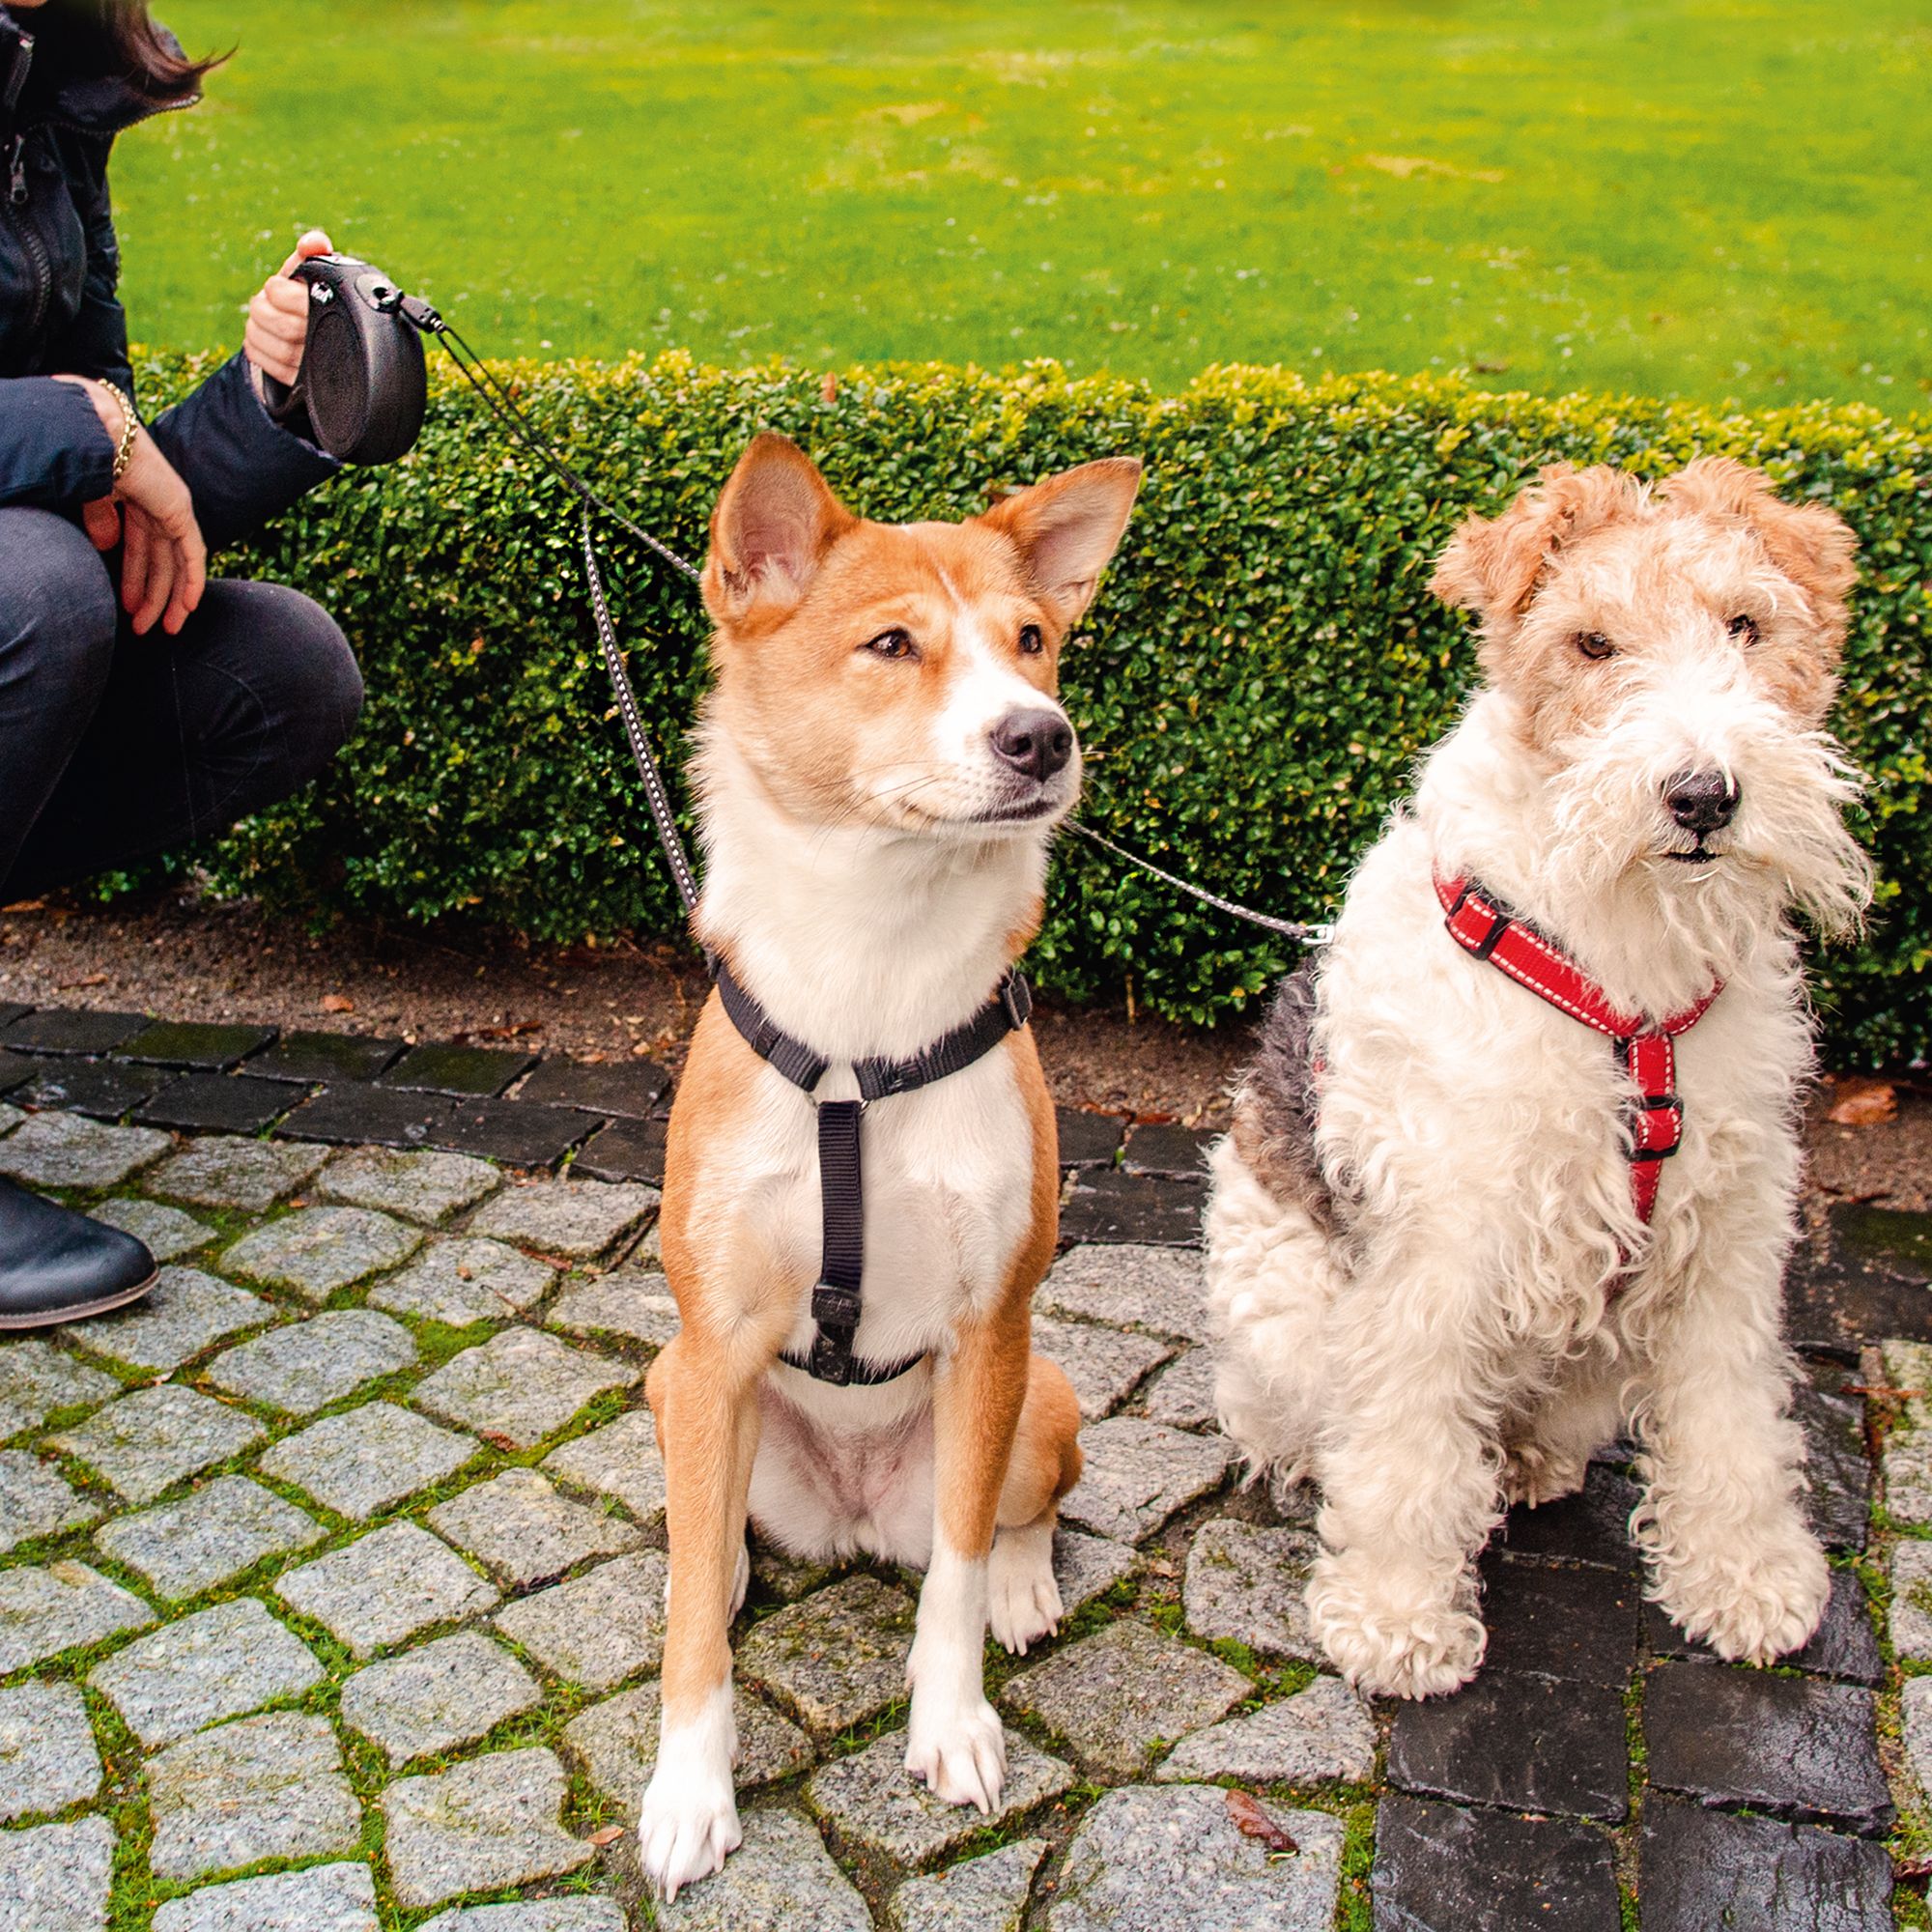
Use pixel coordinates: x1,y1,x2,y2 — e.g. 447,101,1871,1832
712,955,1033,1387
1435,872,1720,1226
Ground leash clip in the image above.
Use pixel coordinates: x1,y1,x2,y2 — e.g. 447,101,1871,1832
1001,972,1034,1032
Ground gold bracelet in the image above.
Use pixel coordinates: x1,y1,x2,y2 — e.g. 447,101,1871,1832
98,381,139,483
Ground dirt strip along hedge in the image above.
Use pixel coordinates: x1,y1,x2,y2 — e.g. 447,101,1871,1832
141,351,1929,1064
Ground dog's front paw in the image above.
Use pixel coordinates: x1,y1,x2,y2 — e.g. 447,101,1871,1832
638,1766,740,1901
1306,1548,1486,1699
1502,1441,1588,1509
988,1521,1062,1656
1651,1526,1831,1665
905,1691,1008,1813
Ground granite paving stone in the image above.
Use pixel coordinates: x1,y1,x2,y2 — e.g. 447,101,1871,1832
0,1340,119,1437
380,1747,591,1910
516,1055,669,1118
1048,1784,1342,1932
412,1326,639,1449
571,1118,667,1186
469,1178,659,1260
1644,1564,1882,1684
1058,1416,1234,1541
1639,1791,1891,1931
339,1630,543,1761
88,1595,323,1747
1001,1619,1248,1776
148,1711,359,1882
750,1538,839,1603
14,1059,164,1121
369,1237,556,1326
417,1906,625,1932
0,1680,102,1823
134,1074,294,1137
223,1205,422,1303
1796,1371,1872,1551
540,1408,666,1526
1389,1667,1629,1822
1058,1168,1208,1247
0,1047,27,1094
93,1475,323,1598
493,1548,667,1688
428,1467,642,1589
67,1266,270,1373
546,1271,681,1349
1903,1675,1932,1806
1372,1794,1622,1932
1156,1672,1376,1785
379,1041,537,1097
1892,1538,1932,1659
152,1862,381,1932
1051,1526,1139,1616
0,1560,153,1671
1883,1425,1932,1525
258,1400,479,1519
274,1520,499,1657
120,1020,277,1069
738,1574,919,1734
247,1031,405,1085
892,1839,1047,1932
1137,1345,1217,1429
1056,1107,1124,1170
0,1814,115,1932
205,1308,417,1413
146,1135,327,1210
318,1147,504,1224
561,1681,813,1807
1122,1122,1214,1178
0,1448,99,1552
431,1097,595,1168
0,1111,169,1188
1479,1552,1640,1685
654,1804,868,1932
3,1007,144,1054
47,1385,265,1503
1643,1659,1892,1834
1033,1315,1173,1419
1038,1242,1211,1341
0,1097,19,1128
808,1724,1073,1866
280,1085,457,1150
1496,1463,1643,1573
1183,1518,1319,1658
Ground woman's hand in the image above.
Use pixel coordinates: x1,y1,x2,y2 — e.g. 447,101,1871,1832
54,376,207,638
244,229,335,392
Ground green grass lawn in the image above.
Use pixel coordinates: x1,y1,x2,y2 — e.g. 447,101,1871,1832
114,0,1928,408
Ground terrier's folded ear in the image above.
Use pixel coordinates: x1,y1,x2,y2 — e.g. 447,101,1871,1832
980,457,1143,629
1429,463,1640,627
704,433,857,625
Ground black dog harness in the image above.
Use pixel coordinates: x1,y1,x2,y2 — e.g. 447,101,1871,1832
713,957,1034,1386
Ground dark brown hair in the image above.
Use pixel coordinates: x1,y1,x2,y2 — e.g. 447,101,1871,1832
56,1,229,102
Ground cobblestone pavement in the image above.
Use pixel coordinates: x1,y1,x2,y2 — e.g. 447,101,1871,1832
2,1007,1930,1928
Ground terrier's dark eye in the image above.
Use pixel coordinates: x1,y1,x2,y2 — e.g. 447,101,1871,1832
1726,613,1760,645
863,628,916,661
1577,632,1616,661
1017,624,1044,656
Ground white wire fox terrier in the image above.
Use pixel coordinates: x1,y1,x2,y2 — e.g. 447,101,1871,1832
1205,457,1873,1700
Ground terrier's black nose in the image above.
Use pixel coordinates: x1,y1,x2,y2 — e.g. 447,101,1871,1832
990,709,1074,781
1664,769,1740,834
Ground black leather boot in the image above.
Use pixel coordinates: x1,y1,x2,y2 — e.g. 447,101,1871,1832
0,1176,156,1329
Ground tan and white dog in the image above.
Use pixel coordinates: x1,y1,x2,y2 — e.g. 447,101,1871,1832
1206,458,1870,1700
637,433,1141,1896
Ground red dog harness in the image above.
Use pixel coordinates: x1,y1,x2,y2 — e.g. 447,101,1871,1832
1435,874,1721,1224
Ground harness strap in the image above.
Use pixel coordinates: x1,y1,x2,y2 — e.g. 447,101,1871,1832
714,957,1033,1386
1435,873,1719,1226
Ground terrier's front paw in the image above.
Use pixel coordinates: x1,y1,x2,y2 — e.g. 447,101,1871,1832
905,1691,1008,1813
1651,1526,1831,1664
988,1522,1063,1656
1306,1548,1486,1699
637,1767,740,1902
1502,1441,1588,1509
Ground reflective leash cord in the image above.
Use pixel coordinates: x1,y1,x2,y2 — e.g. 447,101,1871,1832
405,300,1331,951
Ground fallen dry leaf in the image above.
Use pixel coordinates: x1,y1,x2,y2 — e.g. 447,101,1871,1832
320,993,355,1014
1829,1078,1897,1126
57,973,109,989
588,1825,625,1847
1225,1788,1298,1855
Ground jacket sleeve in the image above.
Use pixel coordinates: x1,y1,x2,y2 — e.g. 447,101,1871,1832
0,375,116,510
147,350,339,554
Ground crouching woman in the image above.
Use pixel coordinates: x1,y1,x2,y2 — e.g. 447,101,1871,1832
1,0,362,1325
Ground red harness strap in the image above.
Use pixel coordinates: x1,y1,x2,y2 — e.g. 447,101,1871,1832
1434,874,1720,1225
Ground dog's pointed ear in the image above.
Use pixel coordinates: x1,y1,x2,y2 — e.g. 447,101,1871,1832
1661,456,1858,624
980,457,1143,626
1431,464,1638,625
704,433,857,623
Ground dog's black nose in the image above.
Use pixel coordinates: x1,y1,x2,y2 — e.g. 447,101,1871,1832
990,709,1074,781
1664,768,1740,834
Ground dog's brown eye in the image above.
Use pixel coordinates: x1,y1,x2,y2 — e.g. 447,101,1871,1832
1017,624,1044,656
863,629,917,661
1726,613,1759,645
1577,632,1616,661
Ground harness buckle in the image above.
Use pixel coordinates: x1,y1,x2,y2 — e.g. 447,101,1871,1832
1001,973,1033,1031
808,1332,855,1386
811,1282,863,1331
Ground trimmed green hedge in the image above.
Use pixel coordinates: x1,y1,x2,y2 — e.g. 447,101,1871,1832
144,351,1929,1063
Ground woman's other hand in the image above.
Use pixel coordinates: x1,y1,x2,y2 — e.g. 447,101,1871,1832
244,229,334,391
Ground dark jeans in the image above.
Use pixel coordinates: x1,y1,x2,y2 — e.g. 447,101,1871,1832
0,506,362,900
